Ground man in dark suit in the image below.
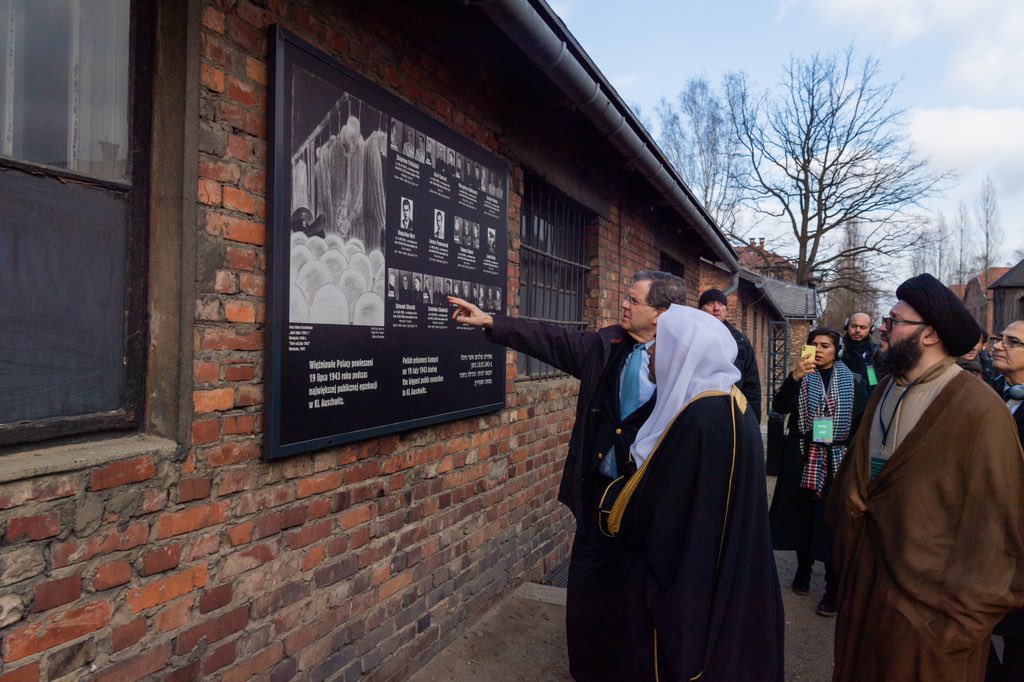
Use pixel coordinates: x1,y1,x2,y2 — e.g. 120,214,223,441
448,271,687,682
698,288,762,422
989,319,1024,681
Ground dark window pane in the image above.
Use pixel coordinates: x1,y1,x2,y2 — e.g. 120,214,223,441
0,170,128,423
518,178,590,378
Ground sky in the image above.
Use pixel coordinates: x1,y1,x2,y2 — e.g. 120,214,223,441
550,0,1024,274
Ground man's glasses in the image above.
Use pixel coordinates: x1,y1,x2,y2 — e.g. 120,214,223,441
622,294,654,308
881,316,928,332
991,334,1024,350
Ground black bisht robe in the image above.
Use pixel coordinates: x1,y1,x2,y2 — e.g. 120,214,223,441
615,391,784,681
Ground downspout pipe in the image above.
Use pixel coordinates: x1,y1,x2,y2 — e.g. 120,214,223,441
473,0,740,273
722,272,741,297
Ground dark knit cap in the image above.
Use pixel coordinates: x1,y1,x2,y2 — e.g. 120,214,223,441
895,273,981,356
698,288,729,308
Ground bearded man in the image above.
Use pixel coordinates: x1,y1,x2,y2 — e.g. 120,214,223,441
827,273,1024,682
839,312,883,393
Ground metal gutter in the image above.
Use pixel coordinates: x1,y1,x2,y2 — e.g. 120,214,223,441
472,0,740,272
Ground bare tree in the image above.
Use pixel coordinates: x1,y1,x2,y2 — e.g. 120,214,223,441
821,222,882,326
909,211,952,283
975,175,1004,277
655,76,745,240
953,200,975,286
725,46,950,292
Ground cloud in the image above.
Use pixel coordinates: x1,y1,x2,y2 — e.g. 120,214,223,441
794,0,1007,43
946,7,1024,97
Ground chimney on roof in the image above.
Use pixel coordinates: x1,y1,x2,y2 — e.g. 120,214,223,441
759,238,765,247
749,238,756,246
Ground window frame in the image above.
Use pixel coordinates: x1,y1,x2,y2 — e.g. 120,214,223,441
0,0,153,447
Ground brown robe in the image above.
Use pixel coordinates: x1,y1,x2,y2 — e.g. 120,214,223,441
827,363,1024,681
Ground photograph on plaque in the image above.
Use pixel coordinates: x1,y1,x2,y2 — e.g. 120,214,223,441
266,27,509,460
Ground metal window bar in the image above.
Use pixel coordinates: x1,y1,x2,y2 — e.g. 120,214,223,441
766,320,790,416
518,179,590,378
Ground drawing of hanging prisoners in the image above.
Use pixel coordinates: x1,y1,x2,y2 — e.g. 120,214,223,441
290,93,387,327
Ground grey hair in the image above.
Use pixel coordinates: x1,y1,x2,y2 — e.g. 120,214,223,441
634,271,687,309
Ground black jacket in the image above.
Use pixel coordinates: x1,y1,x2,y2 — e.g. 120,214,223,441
724,321,762,423
486,316,654,528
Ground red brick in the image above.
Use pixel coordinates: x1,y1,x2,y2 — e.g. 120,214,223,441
194,387,234,413
220,544,277,578
125,563,208,613
175,605,248,654
91,642,170,682
200,63,225,92
31,574,81,613
284,519,332,550
203,640,237,674
209,441,262,469
296,471,342,498
143,489,168,513
236,384,262,407
140,544,182,576
226,521,254,547
178,477,212,503
201,6,225,33
0,662,39,682
226,134,255,163
92,560,132,591
223,413,256,434
188,533,221,561
198,584,232,614
198,177,222,205
225,245,256,271
5,513,60,542
2,601,112,662
201,327,262,352
225,299,257,323
301,545,325,571
0,482,33,510
154,597,194,633
194,360,219,384
220,643,283,682
52,523,149,568
218,469,253,497
192,418,221,446
33,477,76,502
245,57,267,85
239,272,265,296
339,504,374,529
154,501,230,539
89,456,157,491
110,617,146,652
281,506,308,530
254,512,281,539
206,212,265,246
162,661,201,682
199,158,240,183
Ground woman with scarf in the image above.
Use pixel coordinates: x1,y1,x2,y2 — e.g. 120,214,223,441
604,305,784,681
769,327,866,617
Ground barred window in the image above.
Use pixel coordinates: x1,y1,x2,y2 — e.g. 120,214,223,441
518,178,591,378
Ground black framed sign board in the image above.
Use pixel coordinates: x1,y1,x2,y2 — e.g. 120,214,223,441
265,27,508,460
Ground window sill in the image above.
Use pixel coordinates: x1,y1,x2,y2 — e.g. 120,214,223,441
0,434,179,484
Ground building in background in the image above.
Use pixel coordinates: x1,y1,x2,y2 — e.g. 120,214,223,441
0,1,741,680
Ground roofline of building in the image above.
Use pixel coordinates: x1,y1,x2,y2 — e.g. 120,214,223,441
472,0,740,272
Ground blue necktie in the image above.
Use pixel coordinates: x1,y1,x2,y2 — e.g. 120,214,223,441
600,344,646,478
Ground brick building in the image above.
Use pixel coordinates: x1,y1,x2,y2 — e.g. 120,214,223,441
0,1,742,681
964,266,1012,334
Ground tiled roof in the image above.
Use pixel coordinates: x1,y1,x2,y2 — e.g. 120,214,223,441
759,277,817,319
990,259,1024,288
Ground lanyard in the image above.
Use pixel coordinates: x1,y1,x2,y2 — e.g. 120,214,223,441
878,378,918,448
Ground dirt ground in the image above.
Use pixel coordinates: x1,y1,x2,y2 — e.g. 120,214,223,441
409,476,840,682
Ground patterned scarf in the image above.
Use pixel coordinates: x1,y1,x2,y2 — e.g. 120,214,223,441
798,362,855,496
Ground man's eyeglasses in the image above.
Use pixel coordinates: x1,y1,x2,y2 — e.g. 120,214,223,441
881,316,928,332
991,334,1024,350
622,294,654,308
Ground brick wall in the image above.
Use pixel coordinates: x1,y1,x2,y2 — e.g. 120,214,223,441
0,1,709,681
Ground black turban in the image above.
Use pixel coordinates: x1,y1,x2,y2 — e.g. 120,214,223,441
698,288,728,308
895,273,981,356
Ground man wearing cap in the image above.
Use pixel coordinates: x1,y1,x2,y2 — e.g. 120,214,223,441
827,273,1024,682
448,271,687,682
698,288,762,422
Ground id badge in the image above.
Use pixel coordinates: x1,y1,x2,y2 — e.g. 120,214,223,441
812,418,834,444
866,366,878,386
